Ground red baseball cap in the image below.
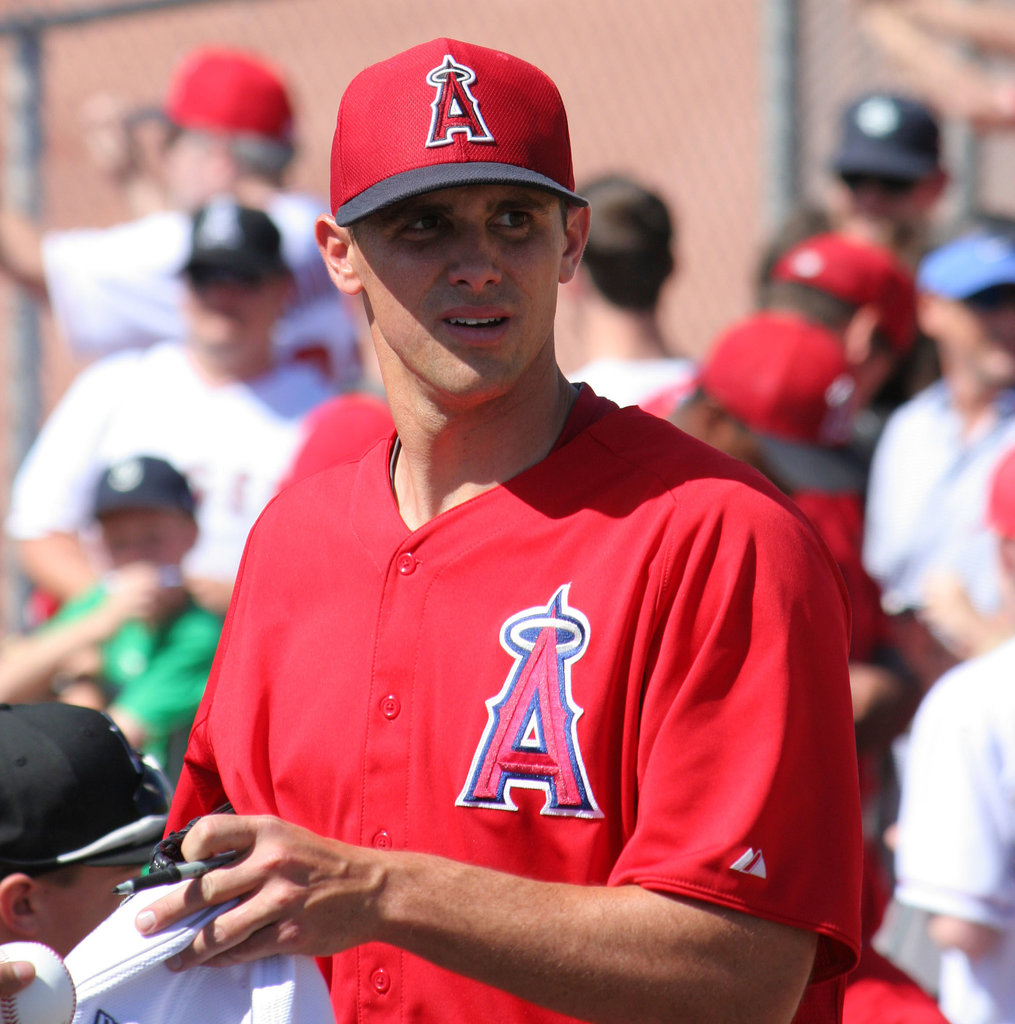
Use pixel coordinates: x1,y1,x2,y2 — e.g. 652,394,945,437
988,446,1015,537
330,38,587,225
772,233,917,354
701,312,856,445
164,47,294,143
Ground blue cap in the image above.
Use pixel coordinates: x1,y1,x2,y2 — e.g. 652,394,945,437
917,232,1015,300
832,93,941,181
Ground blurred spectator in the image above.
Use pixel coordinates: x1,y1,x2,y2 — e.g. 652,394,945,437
563,174,694,407
758,91,948,279
0,456,222,781
670,311,939,1024
0,703,170,955
0,46,363,385
5,199,332,616
893,447,1015,1024
764,231,919,459
863,225,1015,688
859,0,1015,130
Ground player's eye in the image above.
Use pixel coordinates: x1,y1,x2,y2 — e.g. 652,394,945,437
494,210,531,229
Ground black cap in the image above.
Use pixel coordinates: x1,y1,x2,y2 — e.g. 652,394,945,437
93,456,196,520
0,704,171,872
832,93,941,181
183,197,287,282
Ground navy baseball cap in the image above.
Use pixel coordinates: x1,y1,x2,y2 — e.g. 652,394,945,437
832,93,941,181
93,455,196,520
0,704,171,873
917,231,1015,300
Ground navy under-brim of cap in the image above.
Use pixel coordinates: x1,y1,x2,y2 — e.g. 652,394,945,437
918,234,1015,299
832,144,938,182
334,162,588,225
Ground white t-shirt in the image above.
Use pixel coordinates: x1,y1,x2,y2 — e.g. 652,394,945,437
66,882,336,1024
895,637,1015,1024
568,356,695,410
41,192,362,386
6,341,333,583
863,380,1015,615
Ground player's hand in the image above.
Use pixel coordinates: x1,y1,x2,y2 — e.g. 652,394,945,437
134,814,387,967
0,959,35,996
101,562,182,629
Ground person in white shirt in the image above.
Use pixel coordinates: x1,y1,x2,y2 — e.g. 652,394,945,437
6,198,333,615
894,445,1015,1024
0,46,362,386
863,224,1015,687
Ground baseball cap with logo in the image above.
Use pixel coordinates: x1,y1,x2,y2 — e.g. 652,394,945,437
0,704,171,874
702,312,857,447
93,455,196,520
182,198,287,283
917,230,1015,300
832,93,941,181
164,47,294,143
772,233,918,353
330,38,587,225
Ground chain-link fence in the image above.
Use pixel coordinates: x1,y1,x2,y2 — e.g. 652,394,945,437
1,0,1014,626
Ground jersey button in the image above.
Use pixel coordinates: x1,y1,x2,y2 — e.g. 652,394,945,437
372,829,392,850
380,694,401,719
396,552,417,575
371,968,391,994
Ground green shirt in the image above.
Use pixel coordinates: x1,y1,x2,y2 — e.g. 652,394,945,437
49,583,223,778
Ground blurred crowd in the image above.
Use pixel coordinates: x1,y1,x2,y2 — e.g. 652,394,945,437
0,14,1014,1023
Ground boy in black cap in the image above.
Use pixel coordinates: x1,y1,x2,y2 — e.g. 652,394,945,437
0,456,223,780
0,702,170,956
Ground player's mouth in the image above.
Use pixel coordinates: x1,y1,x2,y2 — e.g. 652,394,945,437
444,316,507,328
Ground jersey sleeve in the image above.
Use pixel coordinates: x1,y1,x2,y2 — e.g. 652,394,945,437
895,657,1015,929
6,355,137,539
607,480,862,981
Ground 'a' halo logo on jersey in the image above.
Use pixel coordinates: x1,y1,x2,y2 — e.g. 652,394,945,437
425,54,495,148
457,584,602,818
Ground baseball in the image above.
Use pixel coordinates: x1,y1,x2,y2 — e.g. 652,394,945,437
0,942,75,1024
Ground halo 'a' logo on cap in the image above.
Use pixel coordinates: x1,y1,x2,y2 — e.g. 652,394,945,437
789,249,825,279
855,97,900,138
425,54,495,148
107,458,144,493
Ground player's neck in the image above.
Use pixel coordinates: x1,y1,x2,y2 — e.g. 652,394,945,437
578,298,675,363
389,372,578,531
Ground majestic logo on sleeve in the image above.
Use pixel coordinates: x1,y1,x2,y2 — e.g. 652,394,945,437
426,55,495,148
457,585,602,818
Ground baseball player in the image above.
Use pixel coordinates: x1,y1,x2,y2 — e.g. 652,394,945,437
133,39,862,1024
5,199,333,613
0,46,362,385
893,445,1015,1023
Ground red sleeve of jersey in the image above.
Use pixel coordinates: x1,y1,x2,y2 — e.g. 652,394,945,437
606,472,862,984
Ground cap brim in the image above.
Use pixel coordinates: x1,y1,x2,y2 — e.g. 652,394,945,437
334,162,587,225
832,145,938,181
183,253,288,280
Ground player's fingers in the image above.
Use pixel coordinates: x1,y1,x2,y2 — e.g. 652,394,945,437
0,959,35,995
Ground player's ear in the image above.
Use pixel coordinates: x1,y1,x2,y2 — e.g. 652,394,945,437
0,874,43,939
559,204,591,285
315,215,362,297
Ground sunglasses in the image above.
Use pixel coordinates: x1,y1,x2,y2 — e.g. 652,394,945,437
840,172,918,196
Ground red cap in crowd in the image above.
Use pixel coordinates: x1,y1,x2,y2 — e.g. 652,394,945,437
701,312,856,445
330,38,587,225
164,47,294,143
772,233,917,354
988,447,1015,538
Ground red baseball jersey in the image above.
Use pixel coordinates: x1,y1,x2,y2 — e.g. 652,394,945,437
171,388,862,1024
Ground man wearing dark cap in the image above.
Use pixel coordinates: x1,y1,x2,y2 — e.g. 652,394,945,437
6,199,332,616
0,703,170,956
0,455,222,779
139,39,861,1024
